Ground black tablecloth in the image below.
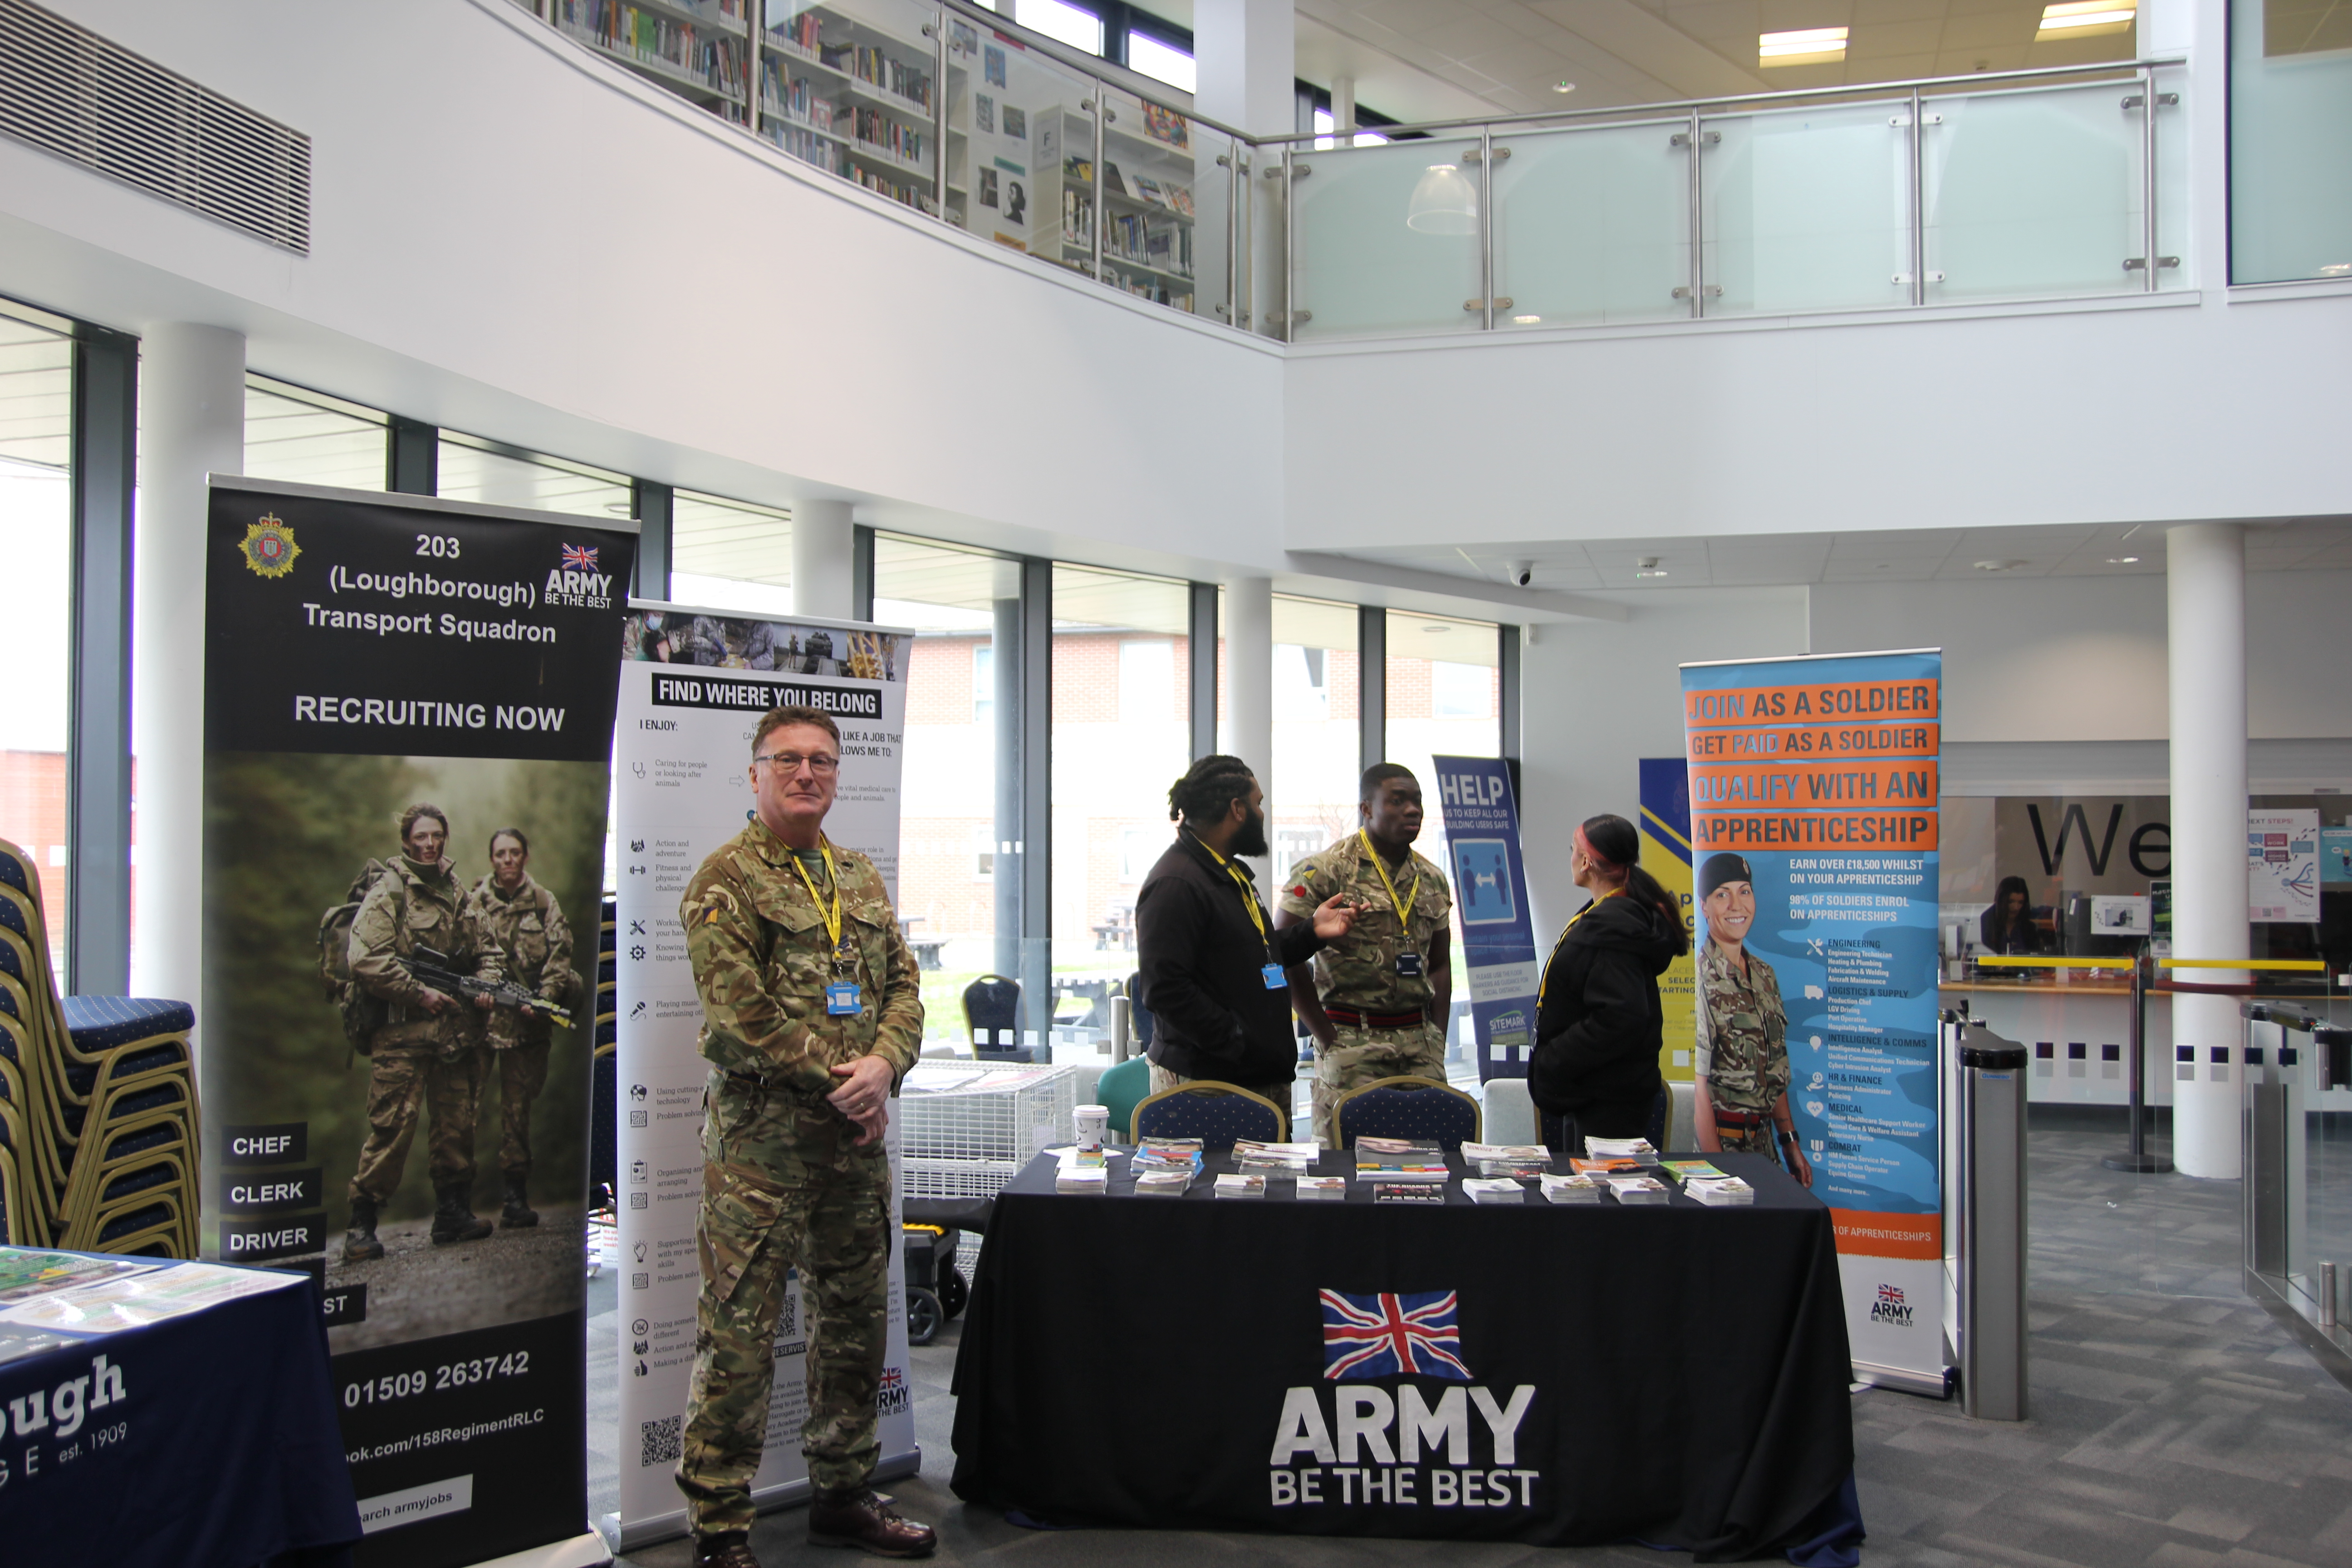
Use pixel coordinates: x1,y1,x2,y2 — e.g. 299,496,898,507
0,1263,360,1568
950,1150,1855,1561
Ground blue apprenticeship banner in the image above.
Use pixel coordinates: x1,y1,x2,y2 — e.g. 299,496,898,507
1431,756,1539,1083
1679,650,1945,1383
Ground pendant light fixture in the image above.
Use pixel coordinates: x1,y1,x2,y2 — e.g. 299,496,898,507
1406,161,1478,235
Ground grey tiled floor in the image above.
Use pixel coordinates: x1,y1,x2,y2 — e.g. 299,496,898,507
599,1123,2352,1566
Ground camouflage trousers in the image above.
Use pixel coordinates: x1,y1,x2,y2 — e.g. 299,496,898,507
347,1046,485,1205
677,1072,892,1535
1312,1021,1446,1148
489,1040,551,1177
1147,1063,1298,1128
1712,1107,1788,1167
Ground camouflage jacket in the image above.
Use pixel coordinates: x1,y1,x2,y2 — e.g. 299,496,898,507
349,856,500,1055
1694,938,1789,1112
1276,835,1452,1016
681,819,923,1097
463,872,576,1045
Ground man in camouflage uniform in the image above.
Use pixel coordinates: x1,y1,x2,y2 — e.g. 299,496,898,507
342,804,504,1260
1691,852,1812,1186
1277,765,1455,1147
676,704,935,1567
463,827,577,1229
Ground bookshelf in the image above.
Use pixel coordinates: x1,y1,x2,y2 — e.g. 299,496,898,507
756,1,949,216
1095,106,1199,312
555,0,750,121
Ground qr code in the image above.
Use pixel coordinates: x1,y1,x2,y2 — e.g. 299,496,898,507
640,1415,682,1468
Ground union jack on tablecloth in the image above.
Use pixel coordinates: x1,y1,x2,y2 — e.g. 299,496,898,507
1319,1289,1471,1381
560,544,600,573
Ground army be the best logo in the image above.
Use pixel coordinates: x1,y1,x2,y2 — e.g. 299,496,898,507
240,514,300,578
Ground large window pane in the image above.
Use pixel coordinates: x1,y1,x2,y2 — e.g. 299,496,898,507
0,302,73,970
877,534,1025,1048
2230,0,2352,282
243,376,388,490
436,433,633,518
1269,595,1360,886
1387,609,1499,1049
1050,565,1190,1045
670,489,794,615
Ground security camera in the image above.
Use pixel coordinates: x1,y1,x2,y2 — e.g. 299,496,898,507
1506,559,1535,587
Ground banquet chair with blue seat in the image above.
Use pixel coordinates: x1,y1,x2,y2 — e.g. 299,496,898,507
1131,1081,1287,1150
1332,1075,1482,1152
963,974,1037,1061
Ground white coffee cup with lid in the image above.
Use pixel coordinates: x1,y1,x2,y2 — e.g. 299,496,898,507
1073,1104,1110,1152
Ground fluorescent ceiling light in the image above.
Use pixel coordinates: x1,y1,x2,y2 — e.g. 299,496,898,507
1128,32,1195,93
2107,555,2141,564
2038,0,2135,30
1759,26,1847,63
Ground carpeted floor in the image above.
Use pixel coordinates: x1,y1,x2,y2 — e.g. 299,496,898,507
594,1120,2352,1566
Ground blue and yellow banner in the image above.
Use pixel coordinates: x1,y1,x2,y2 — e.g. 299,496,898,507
1638,759,1697,1085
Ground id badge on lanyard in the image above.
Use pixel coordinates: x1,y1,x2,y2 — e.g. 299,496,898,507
1261,962,1288,990
826,981,862,1016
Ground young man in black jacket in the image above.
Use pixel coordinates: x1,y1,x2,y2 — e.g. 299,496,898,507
1136,755,1359,1110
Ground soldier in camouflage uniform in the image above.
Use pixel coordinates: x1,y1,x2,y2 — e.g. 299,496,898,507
676,705,936,1567
463,827,577,1229
1691,852,1812,1186
342,804,504,1259
1276,765,1455,1147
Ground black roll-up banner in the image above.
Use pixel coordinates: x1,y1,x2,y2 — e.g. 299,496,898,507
201,477,634,1567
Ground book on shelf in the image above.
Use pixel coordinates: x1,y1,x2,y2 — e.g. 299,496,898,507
1063,156,1093,184
1686,1176,1756,1206
1141,102,1189,148
1353,1137,1448,1182
1214,1172,1267,1200
560,3,746,98
766,9,820,53
1372,1181,1447,1205
1296,1176,1348,1200
1131,174,1163,205
1538,1172,1602,1204
1102,161,1129,198
1463,1177,1527,1205
1060,189,1093,247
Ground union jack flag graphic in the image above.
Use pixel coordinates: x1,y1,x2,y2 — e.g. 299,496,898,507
1319,1289,1471,1381
1877,1284,1905,1305
560,544,599,573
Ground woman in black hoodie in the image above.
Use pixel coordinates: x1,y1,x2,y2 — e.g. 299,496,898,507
1529,813,1690,1149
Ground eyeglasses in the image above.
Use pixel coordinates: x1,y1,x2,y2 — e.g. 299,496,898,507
755,751,840,775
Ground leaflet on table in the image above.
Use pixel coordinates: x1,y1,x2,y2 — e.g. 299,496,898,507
1352,1137,1447,1181
612,601,920,1547
1583,1137,1658,1163
1538,1173,1600,1204
1681,647,1945,1386
1431,755,1541,1082
0,1261,303,1333
1660,1160,1726,1183
0,1248,159,1304
0,1323,79,1364
1687,1176,1756,1205
1463,1178,1526,1204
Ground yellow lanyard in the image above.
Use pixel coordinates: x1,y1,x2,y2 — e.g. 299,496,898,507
785,835,847,955
1535,887,1622,1007
1197,833,1274,960
1357,831,1420,934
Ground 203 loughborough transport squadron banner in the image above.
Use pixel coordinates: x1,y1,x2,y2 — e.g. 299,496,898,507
202,476,635,1568
1430,756,1539,1083
1677,650,1946,1390
611,602,919,1549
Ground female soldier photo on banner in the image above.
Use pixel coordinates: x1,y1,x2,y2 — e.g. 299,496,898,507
1690,851,1811,1186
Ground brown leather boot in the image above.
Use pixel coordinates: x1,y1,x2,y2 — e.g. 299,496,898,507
808,1490,936,1558
692,1532,760,1568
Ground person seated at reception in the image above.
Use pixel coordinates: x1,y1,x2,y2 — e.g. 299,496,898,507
1980,875,2043,956
1529,813,1687,1152
1690,853,1811,1186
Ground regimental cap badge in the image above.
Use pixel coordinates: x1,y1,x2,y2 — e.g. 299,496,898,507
240,514,301,579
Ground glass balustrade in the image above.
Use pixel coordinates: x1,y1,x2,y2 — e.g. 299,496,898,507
526,3,2222,338
2230,0,2352,284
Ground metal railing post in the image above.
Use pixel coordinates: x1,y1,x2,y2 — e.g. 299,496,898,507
931,8,948,217
1686,107,1704,319
2140,64,2158,293
1283,143,1297,341
1909,85,1926,307
1091,83,1105,282
1480,124,1495,331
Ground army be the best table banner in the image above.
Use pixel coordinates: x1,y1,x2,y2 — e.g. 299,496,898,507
202,476,633,1568
609,602,920,1550
1677,649,1946,1391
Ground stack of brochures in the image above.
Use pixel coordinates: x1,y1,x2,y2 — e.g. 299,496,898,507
1463,1177,1527,1205
1461,1142,1551,1178
1538,1172,1601,1204
1295,1176,1347,1200
1605,1174,1670,1205
1056,1148,1110,1193
1371,1181,1446,1205
1132,1168,1192,1196
1353,1136,1448,1182
1232,1140,1319,1175
1569,1156,1646,1176
1686,1176,1756,1205
1660,1159,1726,1184
1131,1137,1205,1178
1583,1137,1661,1165
1214,1172,1267,1199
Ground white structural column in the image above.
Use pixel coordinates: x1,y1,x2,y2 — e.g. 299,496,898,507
2167,522,2248,1180
790,499,855,622
1221,575,1274,879
130,324,245,1019
1193,0,1295,134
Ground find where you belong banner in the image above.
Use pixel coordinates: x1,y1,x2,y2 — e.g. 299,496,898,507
1678,649,1945,1386
201,476,635,1568
1429,757,1539,1082
611,601,919,1549
1637,759,1697,1086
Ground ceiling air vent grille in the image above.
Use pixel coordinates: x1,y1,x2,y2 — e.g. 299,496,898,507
0,0,310,253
